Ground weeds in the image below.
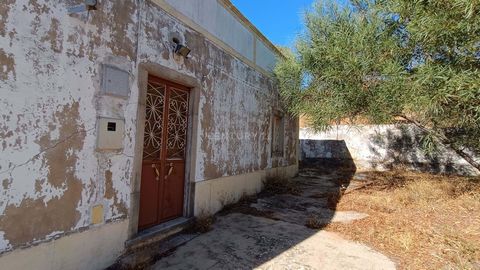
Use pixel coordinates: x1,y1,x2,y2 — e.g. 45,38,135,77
305,216,325,229
219,193,276,219
326,170,480,269
192,214,215,233
262,176,301,196
325,191,342,210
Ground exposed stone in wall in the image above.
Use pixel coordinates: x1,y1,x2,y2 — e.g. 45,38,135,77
284,116,299,165
87,0,137,60
40,18,63,53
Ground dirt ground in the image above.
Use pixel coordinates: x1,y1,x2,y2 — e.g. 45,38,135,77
148,165,479,269
149,165,394,269
326,170,480,270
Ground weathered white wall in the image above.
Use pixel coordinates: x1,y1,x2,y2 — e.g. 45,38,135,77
300,125,479,176
157,0,278,72
0,0,296,266
163,0,254,61
194,164,299,216
255,38,277,71
0,220,128,270
138,1,298,184
0,0,137,255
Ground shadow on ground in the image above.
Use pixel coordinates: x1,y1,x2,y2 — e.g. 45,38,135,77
146,143,395,269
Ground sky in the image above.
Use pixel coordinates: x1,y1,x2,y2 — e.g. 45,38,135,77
230,0,315,47
231,1,350,47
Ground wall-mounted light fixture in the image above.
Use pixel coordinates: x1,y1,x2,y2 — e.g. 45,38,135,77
172,38,191,58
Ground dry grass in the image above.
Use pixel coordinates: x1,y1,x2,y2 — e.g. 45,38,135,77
262,176,301,196
305,216,325,229
326,170,480,269
219,193,277,219
192,214,216,233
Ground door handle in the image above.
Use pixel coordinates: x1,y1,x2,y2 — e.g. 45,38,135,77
151,163,160,181
165,163,174,179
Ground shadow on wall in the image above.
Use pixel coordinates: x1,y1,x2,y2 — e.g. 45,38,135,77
368,125,475,175
300,139,356,166
156,135,480,269
149,142,360,270
298,140,356,230
300,125,478,176
300,139,356,168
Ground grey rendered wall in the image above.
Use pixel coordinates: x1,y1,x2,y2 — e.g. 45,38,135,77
300,125,479,176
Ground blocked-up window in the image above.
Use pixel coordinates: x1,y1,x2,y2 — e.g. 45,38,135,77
272,114,285,157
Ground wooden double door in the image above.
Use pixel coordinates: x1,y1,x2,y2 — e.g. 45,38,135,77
138,76,190,230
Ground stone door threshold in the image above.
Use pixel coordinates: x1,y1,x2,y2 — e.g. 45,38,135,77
108,217,197,269
126,217,195,251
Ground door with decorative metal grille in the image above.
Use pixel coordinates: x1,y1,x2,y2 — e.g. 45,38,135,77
138,76,190,230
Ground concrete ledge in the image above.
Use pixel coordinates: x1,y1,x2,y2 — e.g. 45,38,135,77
0,220,129,270
108,233,199,270
194,165,298,216
266,164,299,179
111,218,197,270
126,217,194,252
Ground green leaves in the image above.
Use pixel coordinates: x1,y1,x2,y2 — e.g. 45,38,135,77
274,0,480,154
276,0,405,128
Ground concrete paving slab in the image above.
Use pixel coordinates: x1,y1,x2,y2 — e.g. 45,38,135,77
150,213,395,270
147,167,393,270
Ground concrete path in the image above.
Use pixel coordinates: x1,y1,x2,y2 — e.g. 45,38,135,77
150,166,396,270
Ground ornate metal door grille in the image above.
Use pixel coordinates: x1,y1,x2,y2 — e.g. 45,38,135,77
143,82,165,159
142,80,190,160
139,76,191,230
167,88,189,159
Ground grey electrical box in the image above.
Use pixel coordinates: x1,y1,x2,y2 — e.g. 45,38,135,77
101,65,130,97
97,117,125,150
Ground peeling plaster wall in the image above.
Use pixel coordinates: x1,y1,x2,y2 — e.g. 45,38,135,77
0,0,297,261
163,0,255,62
138,1,298,183
0,0,138,254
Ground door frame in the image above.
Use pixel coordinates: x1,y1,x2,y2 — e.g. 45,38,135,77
128,63,201,238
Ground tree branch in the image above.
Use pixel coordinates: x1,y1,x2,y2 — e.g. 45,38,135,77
395,114,480,172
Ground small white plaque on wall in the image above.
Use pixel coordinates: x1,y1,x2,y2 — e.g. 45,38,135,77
97,117,125,150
